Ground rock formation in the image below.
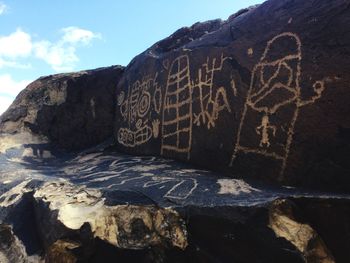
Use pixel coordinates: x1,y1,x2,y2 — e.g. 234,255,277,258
0,0,350,262
1,66,124,151
114,0,350,192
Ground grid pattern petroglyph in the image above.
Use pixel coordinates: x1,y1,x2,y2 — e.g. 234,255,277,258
161,55,193,159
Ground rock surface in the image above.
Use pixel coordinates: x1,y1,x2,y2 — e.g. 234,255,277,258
0,0,350,262
114,0,350,192
0,66,124,151
0,139,349,262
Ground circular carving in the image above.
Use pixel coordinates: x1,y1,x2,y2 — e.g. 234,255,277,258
136,119,143,129
138,92,151,117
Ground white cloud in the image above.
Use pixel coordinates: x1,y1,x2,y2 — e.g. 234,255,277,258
61,26,100,45
0,96,14,115
33,41,78,71
0,2,7,15
0,74,32,115
0,27,100,72
33,27,100,71
0,29,32,58
0,26,99,115
0,74,31,97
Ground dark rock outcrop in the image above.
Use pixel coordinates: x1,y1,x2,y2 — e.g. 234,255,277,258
0,66,124,151
114,0,350,192
0,0,350,262
0,147,349,262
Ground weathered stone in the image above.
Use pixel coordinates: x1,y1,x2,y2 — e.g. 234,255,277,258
0,224,40,263
114,0,350,192
268,199,335,263
0,0,350,262
0,66,124,150
0,142,349,262
45,240,80,263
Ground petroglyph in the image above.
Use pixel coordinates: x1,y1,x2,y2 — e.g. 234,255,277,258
231,78,238,97
60,153,201,200
152,119,160,138
230,32,327,178
247,48,254,56
298,80,326,107
192,54,232,129
162,59,170,70
117,52,240,155
138,91,151,118
143,177,198,200
153,74,163,114
256,115,277,148
161,55,193,159
118,75,159,147
217,179,261,195
118,126,153,147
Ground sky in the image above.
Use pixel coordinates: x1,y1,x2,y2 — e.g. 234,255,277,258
0,0,264,114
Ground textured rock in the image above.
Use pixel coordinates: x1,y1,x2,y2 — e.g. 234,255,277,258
0,0,350,262
268,199,335,263
0,141,349,262
114,0,350,192
0,66,124,150
45,240,80,263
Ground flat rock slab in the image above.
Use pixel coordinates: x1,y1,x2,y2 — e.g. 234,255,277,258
0,0,350,261
1,137,350,262
1,140,348,208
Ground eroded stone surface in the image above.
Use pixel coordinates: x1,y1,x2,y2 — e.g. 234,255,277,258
114,0,350,192
0,66,124,150
0,137,349,262
269,199,335,263
0,224,40,263
33,181,187,250
0,0,350,262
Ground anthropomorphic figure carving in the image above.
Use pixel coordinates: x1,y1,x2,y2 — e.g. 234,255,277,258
256,115,277,148
230,32,327,177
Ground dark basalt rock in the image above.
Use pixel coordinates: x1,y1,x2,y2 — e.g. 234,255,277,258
0,66,124,151
0,0,350,262
0,145,349,262
114,0,350,192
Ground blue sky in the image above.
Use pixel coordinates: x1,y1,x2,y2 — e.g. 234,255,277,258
0,0,264,114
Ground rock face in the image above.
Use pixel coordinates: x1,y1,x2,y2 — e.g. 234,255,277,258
1,0,350,262
0,66,124,150
114,0,350,192
0,146,349,262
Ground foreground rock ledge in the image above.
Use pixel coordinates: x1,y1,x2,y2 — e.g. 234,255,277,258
0,0,350,262
0,138,349,262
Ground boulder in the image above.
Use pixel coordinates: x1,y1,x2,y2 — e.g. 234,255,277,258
114,0,350,191
0,0,350,262
0,147,349,262
0,66,124,151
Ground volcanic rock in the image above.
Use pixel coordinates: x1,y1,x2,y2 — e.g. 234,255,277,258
114,0,350,192
0,66,124,151
0,0,350,262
